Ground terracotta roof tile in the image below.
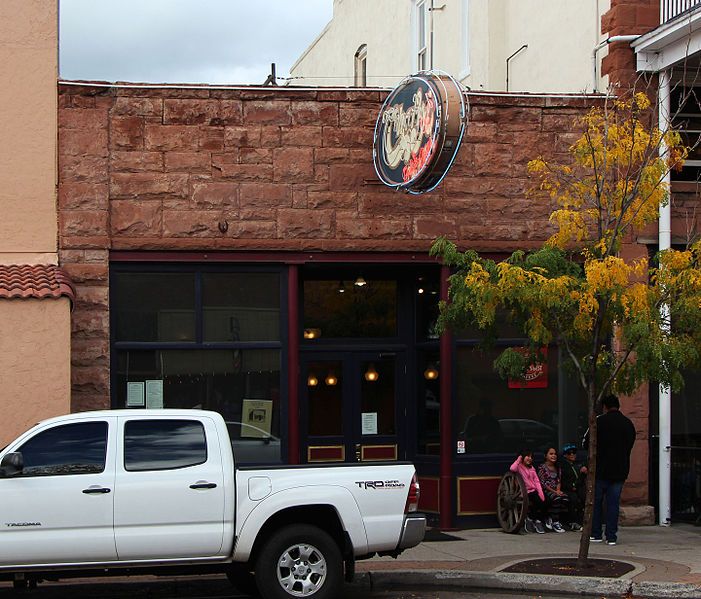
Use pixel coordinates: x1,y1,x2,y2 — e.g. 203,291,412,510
0,264,76,304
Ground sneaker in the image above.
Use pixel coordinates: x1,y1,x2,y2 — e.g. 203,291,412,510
552,521,566,533
606,539,617,545
570,522,583,531
590,536,603,542
544,517,553,531
534,520,546,534
524,517,536,534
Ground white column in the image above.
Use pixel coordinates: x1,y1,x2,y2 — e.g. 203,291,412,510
658,69,672,527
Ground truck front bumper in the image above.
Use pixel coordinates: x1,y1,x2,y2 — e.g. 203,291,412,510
397,512,426,550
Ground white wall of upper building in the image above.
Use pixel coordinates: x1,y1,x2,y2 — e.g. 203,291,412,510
290,0,613,94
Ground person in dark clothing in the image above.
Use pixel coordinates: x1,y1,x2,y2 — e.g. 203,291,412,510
561,442,587,530
590,394,636,545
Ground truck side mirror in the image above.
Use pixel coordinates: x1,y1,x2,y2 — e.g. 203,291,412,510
0,452,23,477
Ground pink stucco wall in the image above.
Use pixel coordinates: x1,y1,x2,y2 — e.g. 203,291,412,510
0,299,72,446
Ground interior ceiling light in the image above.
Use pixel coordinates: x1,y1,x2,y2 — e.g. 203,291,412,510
325,372,338,386
338,281,346,294
354,276,367,287
307,373,319,387
364,363,379,382
303,328,321,339
424,364,439,380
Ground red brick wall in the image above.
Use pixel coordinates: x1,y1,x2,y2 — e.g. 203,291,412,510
57,85,598,412
601,0,660,90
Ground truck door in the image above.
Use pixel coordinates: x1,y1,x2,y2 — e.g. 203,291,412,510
0,418,117,566
113,415,225,560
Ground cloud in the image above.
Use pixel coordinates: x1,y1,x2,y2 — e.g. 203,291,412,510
59,0,332,84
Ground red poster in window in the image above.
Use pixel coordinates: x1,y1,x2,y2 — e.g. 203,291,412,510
508,347,548,389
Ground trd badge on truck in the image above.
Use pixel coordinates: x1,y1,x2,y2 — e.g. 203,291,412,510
354,479,405,489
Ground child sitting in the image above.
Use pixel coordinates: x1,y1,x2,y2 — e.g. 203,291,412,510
510,449,547,534
560,442,587,531
537,446,569,532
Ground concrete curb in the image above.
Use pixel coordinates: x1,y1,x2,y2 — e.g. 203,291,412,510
350,569,701,598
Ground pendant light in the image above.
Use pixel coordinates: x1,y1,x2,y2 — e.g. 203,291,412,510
424,363,439,380
307,373,319,387
325,371,338,386
364,363,379,382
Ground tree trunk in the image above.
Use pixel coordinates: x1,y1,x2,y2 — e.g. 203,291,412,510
578,386,598,567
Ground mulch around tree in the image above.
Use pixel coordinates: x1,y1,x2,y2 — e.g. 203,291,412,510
502,557,635,578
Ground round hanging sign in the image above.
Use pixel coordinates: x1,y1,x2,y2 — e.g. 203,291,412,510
373,71,468,195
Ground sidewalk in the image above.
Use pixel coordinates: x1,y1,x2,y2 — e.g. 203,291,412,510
354,523,701,597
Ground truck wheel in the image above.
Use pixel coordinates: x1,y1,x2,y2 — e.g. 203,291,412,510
255,524,342,599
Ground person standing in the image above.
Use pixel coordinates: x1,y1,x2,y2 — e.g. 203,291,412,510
590,394,636,546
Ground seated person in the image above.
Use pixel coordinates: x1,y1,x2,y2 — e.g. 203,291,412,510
537,446,569,532
510,449,546,534
560,442,587,531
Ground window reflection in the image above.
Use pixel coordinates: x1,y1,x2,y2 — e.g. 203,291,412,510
455,346,564,455
17,422,107,476
124,420,206,471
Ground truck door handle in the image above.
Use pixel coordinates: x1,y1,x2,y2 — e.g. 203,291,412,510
82,486,111,494
190,482,217,490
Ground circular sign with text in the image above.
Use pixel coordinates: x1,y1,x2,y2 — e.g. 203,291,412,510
373,71,468,195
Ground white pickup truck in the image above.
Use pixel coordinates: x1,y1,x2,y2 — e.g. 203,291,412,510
0,409,425,598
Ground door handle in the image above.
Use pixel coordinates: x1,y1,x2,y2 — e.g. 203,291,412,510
189,482,217,490
82,486,111,494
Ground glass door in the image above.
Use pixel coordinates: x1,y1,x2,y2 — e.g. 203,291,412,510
301,352,404,463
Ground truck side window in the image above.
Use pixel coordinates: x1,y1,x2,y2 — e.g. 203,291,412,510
16,422,108,477
124,419,207,471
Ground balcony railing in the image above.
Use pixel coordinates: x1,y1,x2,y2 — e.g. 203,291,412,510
662,0,701,24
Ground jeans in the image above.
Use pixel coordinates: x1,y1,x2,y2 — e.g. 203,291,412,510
592,478,624,542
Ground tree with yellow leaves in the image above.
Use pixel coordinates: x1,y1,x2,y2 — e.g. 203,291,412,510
431,92,701,565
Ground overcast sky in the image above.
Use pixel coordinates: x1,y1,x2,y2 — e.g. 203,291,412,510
59,0,333,85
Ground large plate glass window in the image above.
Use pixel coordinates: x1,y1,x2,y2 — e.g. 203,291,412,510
111,265,284,465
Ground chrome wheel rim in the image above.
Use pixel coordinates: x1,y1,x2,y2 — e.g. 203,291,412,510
276,542,327,596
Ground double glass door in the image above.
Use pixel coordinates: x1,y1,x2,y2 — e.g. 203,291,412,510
301,352,405,463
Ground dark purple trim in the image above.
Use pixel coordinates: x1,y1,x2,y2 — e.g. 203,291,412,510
439,264,453,529
287,265,300,465
110,250,442,264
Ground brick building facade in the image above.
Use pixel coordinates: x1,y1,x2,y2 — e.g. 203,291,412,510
57,83,655,526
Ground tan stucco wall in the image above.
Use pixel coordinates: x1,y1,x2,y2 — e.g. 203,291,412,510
291,0,612,93
0,0,58,256
0,299,71,446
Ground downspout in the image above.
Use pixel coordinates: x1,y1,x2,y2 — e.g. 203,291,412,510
658,69,672,526
591,35,640,92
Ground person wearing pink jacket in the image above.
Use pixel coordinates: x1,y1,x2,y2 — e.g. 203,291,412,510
510,449,547,534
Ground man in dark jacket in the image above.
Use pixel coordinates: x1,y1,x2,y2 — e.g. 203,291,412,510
590,394,636,545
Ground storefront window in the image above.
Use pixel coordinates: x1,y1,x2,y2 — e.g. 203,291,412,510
455,346,560,456
203,273,280,342
303,279,397,338
115,348,281,463
111,266,283,464
113,273,195,342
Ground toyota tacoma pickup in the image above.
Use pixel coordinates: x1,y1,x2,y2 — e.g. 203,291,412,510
0,409,425,598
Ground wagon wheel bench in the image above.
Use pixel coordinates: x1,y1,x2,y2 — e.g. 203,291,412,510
496,470,528,533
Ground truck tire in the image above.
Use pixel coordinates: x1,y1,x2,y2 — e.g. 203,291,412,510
254,524,342,599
